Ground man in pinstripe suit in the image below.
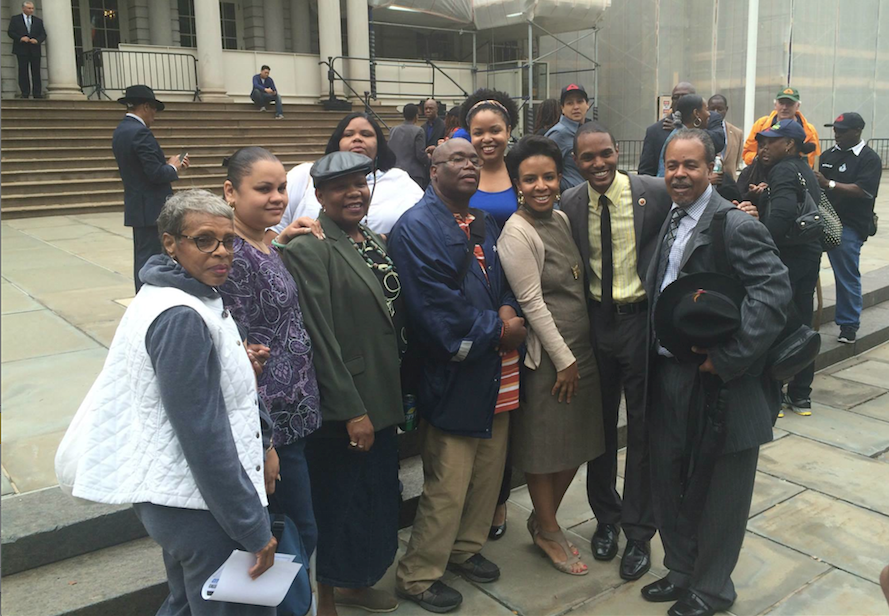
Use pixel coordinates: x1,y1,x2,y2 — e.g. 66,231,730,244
641,129,791,616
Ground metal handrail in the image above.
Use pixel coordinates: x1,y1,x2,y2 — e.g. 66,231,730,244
80,48,200,101
319,57,390,131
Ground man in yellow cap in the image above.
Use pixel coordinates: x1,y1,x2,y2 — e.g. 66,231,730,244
742,87,821,168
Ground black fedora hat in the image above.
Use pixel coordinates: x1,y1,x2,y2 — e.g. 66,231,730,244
117,85,165,111
654,272,746,364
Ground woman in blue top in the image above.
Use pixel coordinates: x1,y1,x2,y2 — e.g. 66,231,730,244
461,88,521,228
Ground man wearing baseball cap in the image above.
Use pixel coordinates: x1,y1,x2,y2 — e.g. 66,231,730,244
545,84,591,190
742,87,821,168
815,112,883,344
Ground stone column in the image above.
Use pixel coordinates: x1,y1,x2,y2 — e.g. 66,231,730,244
317,0,344,97
264,0,286,52
148,0,174,47
43,0,86,99
346,0,370,96
193,0,231,101
290,0,311,53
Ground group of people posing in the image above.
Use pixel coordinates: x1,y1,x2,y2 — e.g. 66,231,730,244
58,79,879,616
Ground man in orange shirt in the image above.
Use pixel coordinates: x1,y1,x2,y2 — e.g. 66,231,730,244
742,87,821,168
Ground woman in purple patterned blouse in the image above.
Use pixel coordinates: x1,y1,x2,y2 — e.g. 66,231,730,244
219,146,322,557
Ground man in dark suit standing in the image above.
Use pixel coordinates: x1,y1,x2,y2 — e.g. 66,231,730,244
7,2,46,99
423,98,446,148
112,85,189,292
640,128,790,616
560,121,672,582
389,103,429,188
637,82,726,177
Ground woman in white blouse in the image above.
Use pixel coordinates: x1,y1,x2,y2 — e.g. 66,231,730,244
498,135,605,577
273,113,424,237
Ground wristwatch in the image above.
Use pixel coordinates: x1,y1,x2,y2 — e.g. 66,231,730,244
828,180,837,190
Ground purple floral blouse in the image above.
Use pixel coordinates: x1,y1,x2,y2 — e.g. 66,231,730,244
220,237,321,446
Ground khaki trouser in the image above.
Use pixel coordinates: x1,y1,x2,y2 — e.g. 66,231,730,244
396,412,510,595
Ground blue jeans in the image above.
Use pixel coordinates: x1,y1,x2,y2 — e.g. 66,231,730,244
827,226,865,331
251,87,283,116
276,439,318,558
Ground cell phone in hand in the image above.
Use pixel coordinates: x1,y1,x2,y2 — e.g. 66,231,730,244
179,152,189,162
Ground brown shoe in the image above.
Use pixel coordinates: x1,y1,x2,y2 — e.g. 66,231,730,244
333,588,399,613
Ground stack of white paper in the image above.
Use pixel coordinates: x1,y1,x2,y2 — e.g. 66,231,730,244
202,550,303,607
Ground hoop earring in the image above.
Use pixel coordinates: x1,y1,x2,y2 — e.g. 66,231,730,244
555,193,561,203
517,191,525,206
693,117,703,128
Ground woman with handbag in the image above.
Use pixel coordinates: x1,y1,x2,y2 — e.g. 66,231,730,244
752,119,823,417
281,151,405,616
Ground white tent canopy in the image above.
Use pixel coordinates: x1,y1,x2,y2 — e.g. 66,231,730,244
369,0,610,33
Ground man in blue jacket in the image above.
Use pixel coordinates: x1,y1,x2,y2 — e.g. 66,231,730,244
390,139,526,613
546,83,591,191
251,65,283,119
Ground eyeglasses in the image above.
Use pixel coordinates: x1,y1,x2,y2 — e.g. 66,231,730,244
436,155,484,168
177,234,236,253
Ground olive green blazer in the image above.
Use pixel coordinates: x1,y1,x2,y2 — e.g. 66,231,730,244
281,213,403,431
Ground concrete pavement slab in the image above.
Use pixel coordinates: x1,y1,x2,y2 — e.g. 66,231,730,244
832,360,889,389
1,283,43,315
565,576,669,616
0,233,52,254
38,285,131,327
810,374,886,409
337,544,516,616
848,393,889,423
1,310,100,363
748,491,889,584
18,223,112,242
0,246,90,273
70,249,133,279
468,502,622,616
864,343,889,363
4,262,130,296
764,569,889,615
1,430,67,493
772,427,790,440
77,319,125,348
758,436,889,515
748,473,806,518
4,217,81,230
730,533,831,615
2,348,108,442
50,234,133,256
774,403,889,456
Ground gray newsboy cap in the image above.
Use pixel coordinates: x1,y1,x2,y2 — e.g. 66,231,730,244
310,151,374,186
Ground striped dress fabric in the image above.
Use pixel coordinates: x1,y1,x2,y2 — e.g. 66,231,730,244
454,213,520,414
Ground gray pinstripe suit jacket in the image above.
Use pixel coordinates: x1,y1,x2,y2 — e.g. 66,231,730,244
645,190,792,454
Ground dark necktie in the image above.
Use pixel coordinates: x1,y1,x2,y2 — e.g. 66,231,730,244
599,194,613,321
25,16,31,34
656,208,688,291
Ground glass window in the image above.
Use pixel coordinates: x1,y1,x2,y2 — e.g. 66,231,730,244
179,0,196,47
89,0,120,49
220,2,237,50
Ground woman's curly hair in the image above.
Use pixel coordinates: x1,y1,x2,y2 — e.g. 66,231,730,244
459,88,520,131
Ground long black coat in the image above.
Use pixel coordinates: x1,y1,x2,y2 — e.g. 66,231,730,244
112,116,179,228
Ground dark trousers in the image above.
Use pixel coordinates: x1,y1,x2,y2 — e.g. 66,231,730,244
251,88,284,116
585,306,656,542
276,439,318,557
16,53,41,97
783,255,820,400
133,225,163,293
650,358,758,610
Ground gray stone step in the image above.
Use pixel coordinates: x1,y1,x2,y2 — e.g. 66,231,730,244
1,487,147,577
0,537,168,616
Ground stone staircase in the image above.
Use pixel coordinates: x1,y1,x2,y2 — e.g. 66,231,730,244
0,99,403,218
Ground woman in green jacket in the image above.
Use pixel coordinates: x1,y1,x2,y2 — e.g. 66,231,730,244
281,151,405,616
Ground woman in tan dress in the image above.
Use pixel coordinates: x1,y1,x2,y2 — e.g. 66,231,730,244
498,135,605,576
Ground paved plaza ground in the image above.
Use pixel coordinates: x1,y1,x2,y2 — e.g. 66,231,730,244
2,191,889,613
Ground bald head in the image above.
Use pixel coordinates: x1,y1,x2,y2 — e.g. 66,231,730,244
671,82,695,110
430,138,479,205
431,138,474,164
424,98,439,121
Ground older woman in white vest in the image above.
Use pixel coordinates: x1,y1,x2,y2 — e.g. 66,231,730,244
55,189,278,616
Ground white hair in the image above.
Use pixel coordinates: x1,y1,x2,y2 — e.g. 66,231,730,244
156,189,233,240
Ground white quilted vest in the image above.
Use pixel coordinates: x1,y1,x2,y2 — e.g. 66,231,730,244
55,284,267,510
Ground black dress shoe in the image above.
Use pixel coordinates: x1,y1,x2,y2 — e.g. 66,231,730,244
591,523,619,561
488,519,507,540
396,580,463,613
641,577,685,603
619,539,651,580
668,591,717,616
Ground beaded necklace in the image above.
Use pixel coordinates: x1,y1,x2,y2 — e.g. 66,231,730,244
346,225,395,272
